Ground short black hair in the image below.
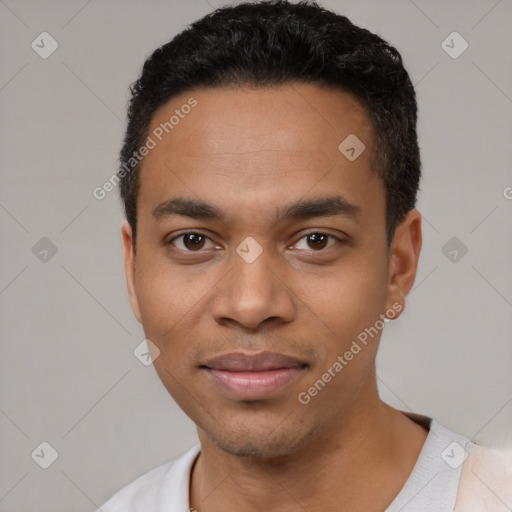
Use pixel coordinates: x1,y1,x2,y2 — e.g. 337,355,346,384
118,0,421,247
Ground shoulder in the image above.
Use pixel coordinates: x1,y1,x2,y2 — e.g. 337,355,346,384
99,461,172,511
98,445,201,512
454,441,512,511
385,414,473,511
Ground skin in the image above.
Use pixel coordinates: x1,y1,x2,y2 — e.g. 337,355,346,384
122,83,427,512
454,444,512,511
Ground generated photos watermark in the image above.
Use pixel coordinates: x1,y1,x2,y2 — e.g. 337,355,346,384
93,97,198,200
298,302,402,405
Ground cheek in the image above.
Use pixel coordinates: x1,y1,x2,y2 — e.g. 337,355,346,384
298,266,387,406
152,359,212,429
318,254,389,336
134,255,203,332
133,256,214,373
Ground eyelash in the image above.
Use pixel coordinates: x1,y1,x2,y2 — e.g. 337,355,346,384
167,231,343,254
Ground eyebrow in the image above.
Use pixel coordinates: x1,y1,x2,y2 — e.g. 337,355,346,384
152,195,360,223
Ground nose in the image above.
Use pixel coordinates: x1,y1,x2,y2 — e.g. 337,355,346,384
211,245,295,331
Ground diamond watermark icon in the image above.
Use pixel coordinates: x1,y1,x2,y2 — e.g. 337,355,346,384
442,237,468,263
32,237,58,263
441,32,468,59
236,236,263,263
338,134,365,161
441,441,468,469
134,339,161,366
31,32,59,59
31,441,59,469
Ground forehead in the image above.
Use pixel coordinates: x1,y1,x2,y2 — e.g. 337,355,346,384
146,83,372,161
137,83,382,227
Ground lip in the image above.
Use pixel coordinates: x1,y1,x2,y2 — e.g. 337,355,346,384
202,351,307,401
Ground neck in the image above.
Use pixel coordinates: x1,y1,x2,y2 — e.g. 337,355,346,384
190,373,428,512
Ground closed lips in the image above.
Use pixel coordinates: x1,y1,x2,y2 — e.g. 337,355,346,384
201,351,308,400
202,352,308,371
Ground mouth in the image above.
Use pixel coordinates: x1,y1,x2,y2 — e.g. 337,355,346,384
201,351,308,401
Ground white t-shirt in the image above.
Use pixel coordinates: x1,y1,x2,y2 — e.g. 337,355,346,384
99,414,475,512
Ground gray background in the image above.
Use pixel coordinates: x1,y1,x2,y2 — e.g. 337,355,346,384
1,0,511,510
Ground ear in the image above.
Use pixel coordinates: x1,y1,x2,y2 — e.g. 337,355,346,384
121,221,142,323
385,209,422,316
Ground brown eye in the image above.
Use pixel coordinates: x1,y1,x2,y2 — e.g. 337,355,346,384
306,233,328,250
183,233,205,250
170,232,216,251
293,232,338,252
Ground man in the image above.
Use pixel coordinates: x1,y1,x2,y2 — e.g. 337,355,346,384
100,1,494,510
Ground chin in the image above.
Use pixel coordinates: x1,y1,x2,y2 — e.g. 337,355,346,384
454,443,512,511
209,429,307,459
202,416,321,460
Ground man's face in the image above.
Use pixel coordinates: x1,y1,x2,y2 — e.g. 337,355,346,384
122,84,416,457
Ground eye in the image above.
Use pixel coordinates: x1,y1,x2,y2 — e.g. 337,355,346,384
168,231,343,254
169,232,219,252
292,232,340,251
